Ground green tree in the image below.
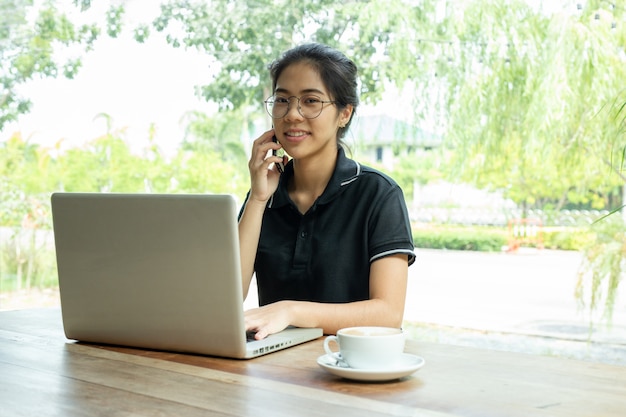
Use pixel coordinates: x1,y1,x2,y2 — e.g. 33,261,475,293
576,215,625,325
180,109,248,163
426,0,625,323
149,0,434,113
54,118,157,193
433,0,625,211
140,123,179,193
0,0,104,129
0,133,55,291
387,151,445,203
0,132,53,226
172,148,249,198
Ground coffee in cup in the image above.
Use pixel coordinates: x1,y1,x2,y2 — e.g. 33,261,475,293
323,326,405,370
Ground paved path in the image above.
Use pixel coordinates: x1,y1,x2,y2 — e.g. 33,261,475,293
402,248,626,365
404,248,626,343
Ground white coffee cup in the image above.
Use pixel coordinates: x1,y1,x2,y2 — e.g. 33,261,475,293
323,326,405,370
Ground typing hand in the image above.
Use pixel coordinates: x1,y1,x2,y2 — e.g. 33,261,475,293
244,301,293,340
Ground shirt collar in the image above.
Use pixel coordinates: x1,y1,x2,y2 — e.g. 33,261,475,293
268,147,361,209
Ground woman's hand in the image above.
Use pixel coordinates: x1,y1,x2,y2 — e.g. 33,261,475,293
247,129,286,204
244,301,294,340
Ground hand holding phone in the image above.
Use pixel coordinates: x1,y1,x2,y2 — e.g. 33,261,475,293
272,135,285,173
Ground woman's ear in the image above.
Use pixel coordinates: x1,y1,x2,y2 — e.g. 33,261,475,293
339,104,353,128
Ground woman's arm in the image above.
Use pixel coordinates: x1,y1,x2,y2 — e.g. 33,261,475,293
244,254,409,338
239,129,284,299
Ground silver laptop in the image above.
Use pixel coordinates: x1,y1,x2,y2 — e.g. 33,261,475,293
51,192,322,358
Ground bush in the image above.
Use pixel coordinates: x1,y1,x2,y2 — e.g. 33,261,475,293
0,228,57,291
576,216,626,323
542,227,592,251
413,225,590,252
412,226,507,252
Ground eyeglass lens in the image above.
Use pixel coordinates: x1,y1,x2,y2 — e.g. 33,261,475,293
265,96,326,119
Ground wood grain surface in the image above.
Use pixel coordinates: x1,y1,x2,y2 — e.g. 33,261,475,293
1,308,625,417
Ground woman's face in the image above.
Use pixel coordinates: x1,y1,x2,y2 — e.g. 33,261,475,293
273,62,352,162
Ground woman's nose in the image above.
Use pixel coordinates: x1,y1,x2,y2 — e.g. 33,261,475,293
284,100,304,122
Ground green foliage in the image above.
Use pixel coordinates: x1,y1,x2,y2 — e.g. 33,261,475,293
412,226,507,252
181,109,248,160
1,227,57,291
0,1,102,128
608,89,626,178
151,0,432,110
0,132,56,290
386,151,445,201
171,150,248,197
431,0,626,211
5,1,624,211
124,0,626,216
105,5,124,37
413,225,592,252
133,24,150,43
576,216,626,324
542,228,593,252
0,114,253,292
1,0,625,320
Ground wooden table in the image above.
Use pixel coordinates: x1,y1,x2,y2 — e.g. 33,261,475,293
1,309,625,417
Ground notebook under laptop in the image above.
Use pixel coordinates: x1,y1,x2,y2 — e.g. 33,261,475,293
51,192,322,358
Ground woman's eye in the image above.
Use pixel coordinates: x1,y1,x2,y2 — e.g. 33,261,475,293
303,97,321,105
275,97,289,104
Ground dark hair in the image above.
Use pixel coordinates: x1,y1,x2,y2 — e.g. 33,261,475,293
268,43,359,147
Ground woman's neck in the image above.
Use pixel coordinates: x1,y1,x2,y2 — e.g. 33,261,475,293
288,148,338,214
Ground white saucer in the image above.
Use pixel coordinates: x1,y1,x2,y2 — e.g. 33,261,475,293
317,353,425,382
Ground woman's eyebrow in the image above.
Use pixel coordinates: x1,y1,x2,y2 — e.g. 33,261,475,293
274,87,327,96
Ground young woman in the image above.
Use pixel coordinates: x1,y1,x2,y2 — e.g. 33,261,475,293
238,43,415,339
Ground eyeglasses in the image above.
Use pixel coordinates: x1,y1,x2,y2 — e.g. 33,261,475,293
264,95,336,119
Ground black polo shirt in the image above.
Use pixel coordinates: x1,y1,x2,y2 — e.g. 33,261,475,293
240,148,415,306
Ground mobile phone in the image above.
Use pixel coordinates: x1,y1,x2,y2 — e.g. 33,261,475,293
272,135,284,173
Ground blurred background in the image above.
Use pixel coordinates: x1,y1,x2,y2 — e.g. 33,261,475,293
1,0,625,363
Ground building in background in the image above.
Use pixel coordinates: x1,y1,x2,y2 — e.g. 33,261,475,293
348,114,441,169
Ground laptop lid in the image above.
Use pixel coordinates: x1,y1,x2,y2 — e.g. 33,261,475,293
51,193,321,359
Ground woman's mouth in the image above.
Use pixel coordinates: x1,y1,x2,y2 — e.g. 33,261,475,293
284,130,310,142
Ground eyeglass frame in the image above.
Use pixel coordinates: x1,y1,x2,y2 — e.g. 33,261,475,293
264,94,337,119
